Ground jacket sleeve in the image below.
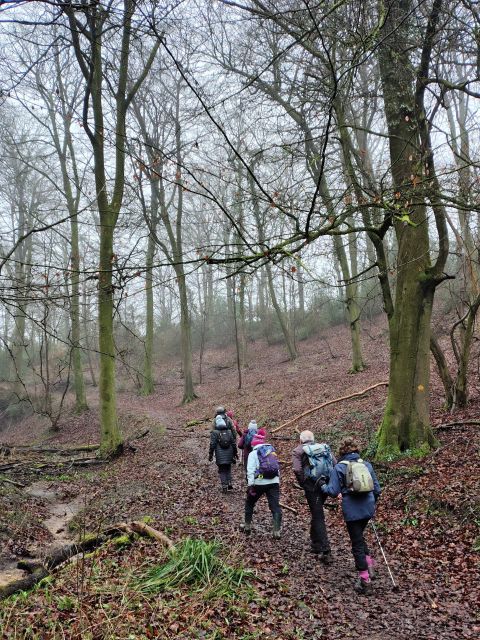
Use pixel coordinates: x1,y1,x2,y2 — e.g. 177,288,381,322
231,433,238,458
238,433,245,449
292,446,305,485
247,450,258,486
209,431,217,457
321,464,343,497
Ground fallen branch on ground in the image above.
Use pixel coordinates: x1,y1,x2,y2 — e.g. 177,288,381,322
434,420,480,430
0,477,25,488
0,520,174,600
279,502,298,515
272,381,389,432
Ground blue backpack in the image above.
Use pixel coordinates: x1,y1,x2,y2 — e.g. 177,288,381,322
244,425,258,448
255,445,280,479
303,443,334,481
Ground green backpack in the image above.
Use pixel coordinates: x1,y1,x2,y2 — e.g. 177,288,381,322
340,458,374,493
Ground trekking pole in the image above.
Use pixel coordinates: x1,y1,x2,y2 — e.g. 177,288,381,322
370,521,399,591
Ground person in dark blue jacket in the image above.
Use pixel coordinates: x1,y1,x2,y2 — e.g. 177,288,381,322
320,436,381,595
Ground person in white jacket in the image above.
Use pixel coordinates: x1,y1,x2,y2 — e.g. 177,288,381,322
243,429,282,538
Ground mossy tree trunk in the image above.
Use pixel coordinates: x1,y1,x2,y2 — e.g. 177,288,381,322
376,0,448,456
66,1,159,455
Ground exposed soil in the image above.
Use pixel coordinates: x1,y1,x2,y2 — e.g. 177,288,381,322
0,319,479,639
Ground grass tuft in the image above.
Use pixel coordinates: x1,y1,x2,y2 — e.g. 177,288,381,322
137,537,253,599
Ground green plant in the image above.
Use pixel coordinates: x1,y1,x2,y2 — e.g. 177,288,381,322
56,595,76,612
137,538,253,600
184,515,198,525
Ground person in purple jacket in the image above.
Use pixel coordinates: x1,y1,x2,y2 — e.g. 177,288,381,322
320,436,381,595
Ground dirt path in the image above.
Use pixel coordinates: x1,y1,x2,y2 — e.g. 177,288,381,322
146,408,473,640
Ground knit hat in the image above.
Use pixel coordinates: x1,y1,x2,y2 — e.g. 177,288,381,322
226,410,234,418
251,428,266,447
248,420,257,430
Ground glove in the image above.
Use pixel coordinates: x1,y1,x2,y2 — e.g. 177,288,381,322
208,455,213,462
247,486,256,498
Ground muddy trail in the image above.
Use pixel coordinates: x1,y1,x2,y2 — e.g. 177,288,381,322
0,327,479,639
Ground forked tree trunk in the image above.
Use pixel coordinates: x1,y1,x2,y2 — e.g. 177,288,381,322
376,0,444,456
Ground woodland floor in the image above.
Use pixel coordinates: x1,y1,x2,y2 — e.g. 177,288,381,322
0,318,479,639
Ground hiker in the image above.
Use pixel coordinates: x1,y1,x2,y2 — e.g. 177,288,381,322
214,406,237,442
227,409,242,437
209,412,238,493
238,419,258,470
243,429,282,538
319,436,381,595
292,430,334,565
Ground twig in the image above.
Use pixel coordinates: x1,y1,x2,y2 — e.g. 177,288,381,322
0,477,26,488
272,382,389,432
280,502,298,515
434,420,480,430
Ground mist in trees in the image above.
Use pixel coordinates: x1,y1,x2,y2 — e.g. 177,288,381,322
0,0,479,458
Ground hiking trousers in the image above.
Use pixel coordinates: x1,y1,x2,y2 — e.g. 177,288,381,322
345,518,370,571
217,463,232,488
245,484,281,521
304,482,331,554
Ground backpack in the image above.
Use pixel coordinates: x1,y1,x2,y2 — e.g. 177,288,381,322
303,443,334,481
217,429,232,449
215,415,227,429
244,425,258,448
340,458,374,493
255,444,280,479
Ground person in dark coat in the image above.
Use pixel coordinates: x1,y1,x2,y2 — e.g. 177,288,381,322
213,406,237,443
320,436,381,595
292,430,334,564
209,413,238,493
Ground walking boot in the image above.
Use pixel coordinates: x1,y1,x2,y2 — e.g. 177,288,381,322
240,518,252,536
320,552,333,566
272,513,282,539
354,570,372,595
222,485,228,495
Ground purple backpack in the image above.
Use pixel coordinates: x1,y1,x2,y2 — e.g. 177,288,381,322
255,445,280,479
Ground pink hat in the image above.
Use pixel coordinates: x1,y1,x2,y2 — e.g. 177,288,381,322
251,429,266,447
226,410,234,418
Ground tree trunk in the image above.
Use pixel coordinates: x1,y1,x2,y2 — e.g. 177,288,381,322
376,0,441,456
176,266,197,404
266,263,297,360
333,235,365,372
142,232,155,396
98,214,122,456
430,334,454,409
70,214,88,412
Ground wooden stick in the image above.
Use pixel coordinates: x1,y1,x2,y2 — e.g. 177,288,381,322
129,521,175,549
279,502,298,515
272,381,389,432
0,477,26,488
434,420,480,430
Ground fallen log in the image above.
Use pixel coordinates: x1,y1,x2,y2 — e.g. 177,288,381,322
272,381,389,433
0,520,174,600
